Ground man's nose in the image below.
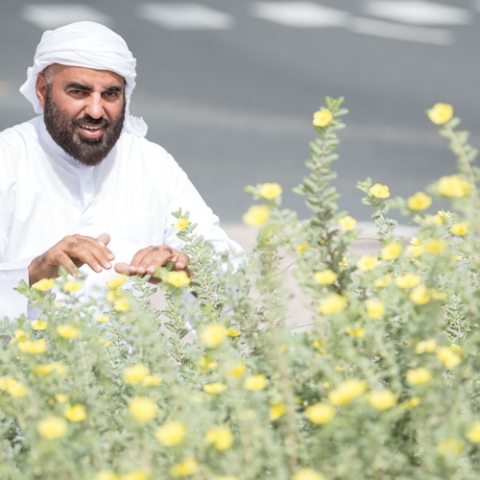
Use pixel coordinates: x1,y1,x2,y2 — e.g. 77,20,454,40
84,94,104,119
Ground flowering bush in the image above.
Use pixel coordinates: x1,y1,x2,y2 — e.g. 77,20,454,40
2,97,480,479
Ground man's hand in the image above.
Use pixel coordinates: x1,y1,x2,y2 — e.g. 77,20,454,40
114,245,190,281
28,233,114,285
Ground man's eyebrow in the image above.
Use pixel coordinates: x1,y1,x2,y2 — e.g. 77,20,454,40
64,83,123,93
104,86,122,93
65,82,92,91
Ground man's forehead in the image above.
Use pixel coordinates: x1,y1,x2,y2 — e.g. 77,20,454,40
46,63,125,86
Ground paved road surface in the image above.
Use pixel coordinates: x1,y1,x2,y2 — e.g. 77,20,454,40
1,0,479,225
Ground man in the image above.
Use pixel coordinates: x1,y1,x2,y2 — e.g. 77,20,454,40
0,21,243,319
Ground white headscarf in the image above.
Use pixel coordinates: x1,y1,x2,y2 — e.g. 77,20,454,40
20,21,147,137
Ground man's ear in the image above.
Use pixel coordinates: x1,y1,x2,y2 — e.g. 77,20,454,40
35,73,47,109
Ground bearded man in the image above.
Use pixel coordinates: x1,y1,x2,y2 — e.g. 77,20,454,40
0,21,243,318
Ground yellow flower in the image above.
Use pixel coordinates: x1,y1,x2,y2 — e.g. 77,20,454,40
169,458,198,478
356,255,379,272
203,383,228,394
142,375,162,387
226,328,241,337
466,422,480,443
415,339,437,354
374,274,392,288
437,439,464,456
426,213,444,225
406,367,432,385
123,364,150,384
62,280,82,293
436,346,461,370
338,256,349,268
165,271,191,288
128,396,158,423
407,192,432,211
328,379,368,406
450,222,469,236
113,298,130,312
305,403,335,424
395,273,421,289
313,269,337,285
156,420,187,446
204,426,233,451
65,403,87,422
37,416,68,439
401,397,421,409
318,293,347,315
32,278,55,291
17,339,47,354
365,299,385,320
244,374,267,391
0,377,28,397
259,182,283,200
226,362,247,378
31,320,48,330
33,361,68,377
270,403,286,421
291,468,325,480
409,285,431,305
296,243,308,253
11,329,28,344
427,103,453,125
95,315,110,323
367,390,396,410
121,471,150,480
56,324,80,339
381,242,402,261
345,327,365,338
438,175,471,197
369,183,390,199
242,204,270,226
424,239,446,254
200,323,226,347
312,108,333,127
55,394,68,403
106,276,127,289
338,215,357,230
95,471,120,480
174,217,189,230
107,289,123,301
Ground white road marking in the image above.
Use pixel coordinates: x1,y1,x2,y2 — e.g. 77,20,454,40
250,2,350,27
137,3,233,30
20,4,111,29
365,1,472,25
351,17,453,45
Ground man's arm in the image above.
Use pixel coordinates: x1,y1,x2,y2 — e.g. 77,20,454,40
28,233,115,285
114,245,190,281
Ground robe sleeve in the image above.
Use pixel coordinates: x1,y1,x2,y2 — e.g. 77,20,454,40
162,154,245,265
0,193,31,320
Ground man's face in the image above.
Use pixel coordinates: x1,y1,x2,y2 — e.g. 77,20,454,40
37,65,126,166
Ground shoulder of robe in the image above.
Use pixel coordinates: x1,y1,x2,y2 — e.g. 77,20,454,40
0,118,39,155
120,131,182,171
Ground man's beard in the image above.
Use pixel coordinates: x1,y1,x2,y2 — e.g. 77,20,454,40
43,85,125,166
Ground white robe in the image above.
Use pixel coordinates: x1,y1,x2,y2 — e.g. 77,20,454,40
0,116,243,319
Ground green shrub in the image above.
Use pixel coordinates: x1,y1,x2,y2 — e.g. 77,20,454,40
2,98,480,480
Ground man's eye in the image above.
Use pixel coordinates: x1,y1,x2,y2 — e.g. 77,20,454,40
104,91,120,99
68,90,86,96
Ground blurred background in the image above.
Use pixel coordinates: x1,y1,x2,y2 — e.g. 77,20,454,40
0,0,479,225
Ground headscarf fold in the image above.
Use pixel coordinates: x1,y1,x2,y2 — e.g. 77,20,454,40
20,21,147,137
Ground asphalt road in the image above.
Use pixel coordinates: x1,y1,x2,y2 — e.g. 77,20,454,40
1,0,479,224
